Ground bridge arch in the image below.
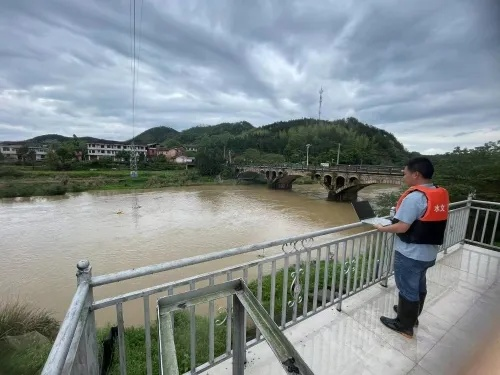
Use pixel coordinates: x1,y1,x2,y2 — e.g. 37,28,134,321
278,171,284,177
323,174,333,188
314,173,321,181
260,170,265,174
349,176,360,185
272,171,277,180
235,168,240,175
335,175,346,188
266,171,270,180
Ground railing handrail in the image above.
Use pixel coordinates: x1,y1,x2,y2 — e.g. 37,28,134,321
41,282,89,375
472,199,500,208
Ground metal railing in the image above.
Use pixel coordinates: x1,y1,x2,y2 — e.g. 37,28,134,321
41,196,499,375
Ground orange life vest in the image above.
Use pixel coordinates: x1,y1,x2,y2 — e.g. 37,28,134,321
392,185,449,245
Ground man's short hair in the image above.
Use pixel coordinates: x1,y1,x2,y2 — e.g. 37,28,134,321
406,157,434,179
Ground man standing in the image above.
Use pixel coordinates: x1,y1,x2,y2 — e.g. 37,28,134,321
374,157,449,338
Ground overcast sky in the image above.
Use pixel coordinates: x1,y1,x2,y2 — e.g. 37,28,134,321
1,0,499,154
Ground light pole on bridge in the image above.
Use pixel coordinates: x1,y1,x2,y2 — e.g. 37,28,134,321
336,143,341,165
306,144,311,167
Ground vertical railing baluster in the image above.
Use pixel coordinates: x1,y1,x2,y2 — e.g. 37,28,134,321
189,281,196,373
293,253,300,322
209,276,215,364
481,211,490,244
359,236,368,289
256,263,263,340
167,286,174,333
143,296,152,375
312,247,322,312
74,260,98,375
330,244,338,303
303,251,311,318
225,271,232,355
232,294,245,374
281,256,289,328
270,261,276,322
490,212,499,246
345,240,354,296
471,208,480,241
365,233,374,285
116,303,127,375
243,267,248,347
352,239,361,292
372,232,381,280
336,243,347,311
322,246,330,308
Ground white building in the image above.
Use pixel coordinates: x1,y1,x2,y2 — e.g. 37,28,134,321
0,144,48,161
86,143,147,161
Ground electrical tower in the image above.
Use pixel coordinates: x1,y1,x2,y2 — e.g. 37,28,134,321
317,87,324,126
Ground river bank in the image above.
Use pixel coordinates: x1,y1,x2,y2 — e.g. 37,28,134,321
0,167,319,199
0,168,234,199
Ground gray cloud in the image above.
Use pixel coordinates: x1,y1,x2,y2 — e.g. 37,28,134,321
0,0,499,153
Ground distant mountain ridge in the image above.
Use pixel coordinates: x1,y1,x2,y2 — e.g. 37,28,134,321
1,117,412,164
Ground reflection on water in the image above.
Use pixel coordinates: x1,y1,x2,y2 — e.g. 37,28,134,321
0,183,397,325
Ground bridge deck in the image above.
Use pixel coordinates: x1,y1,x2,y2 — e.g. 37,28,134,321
201,244,500,375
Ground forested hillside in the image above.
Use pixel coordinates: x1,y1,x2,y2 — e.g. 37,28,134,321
430,141,500,202
183,117,411,166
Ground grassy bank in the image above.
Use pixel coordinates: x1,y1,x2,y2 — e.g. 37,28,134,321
0,167,234,199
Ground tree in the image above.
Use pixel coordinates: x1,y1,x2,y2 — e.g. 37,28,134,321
46,150,61,170
16,145,29,163
26,150,37,169
195,147,225,176
115,150,130,163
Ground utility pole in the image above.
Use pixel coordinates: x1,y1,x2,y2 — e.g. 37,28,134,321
317,87,323,126
336,143,341,165
306,144,311,167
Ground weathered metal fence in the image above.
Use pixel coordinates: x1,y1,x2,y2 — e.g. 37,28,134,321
41,196,499,375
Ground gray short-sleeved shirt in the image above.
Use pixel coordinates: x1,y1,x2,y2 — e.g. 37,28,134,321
393,183,439,261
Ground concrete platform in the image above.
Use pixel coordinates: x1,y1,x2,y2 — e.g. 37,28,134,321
201,244,500,375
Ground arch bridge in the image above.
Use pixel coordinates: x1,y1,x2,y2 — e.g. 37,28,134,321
235,164,403,202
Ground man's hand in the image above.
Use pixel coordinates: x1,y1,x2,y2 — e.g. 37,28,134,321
373,224,383,231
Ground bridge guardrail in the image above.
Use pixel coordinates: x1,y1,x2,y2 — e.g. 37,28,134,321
236,164,403,176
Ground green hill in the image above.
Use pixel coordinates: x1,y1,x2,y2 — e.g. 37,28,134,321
128,126,179,145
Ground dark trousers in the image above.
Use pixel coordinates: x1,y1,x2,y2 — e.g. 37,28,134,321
394,250,435,302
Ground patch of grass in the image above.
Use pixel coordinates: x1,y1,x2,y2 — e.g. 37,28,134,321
0,300,59,375
101,311,227,375
0,300,59,340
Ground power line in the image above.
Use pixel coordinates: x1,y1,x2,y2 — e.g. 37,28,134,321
129,0,138,177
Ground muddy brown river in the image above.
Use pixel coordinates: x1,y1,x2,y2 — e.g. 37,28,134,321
0,183,398,326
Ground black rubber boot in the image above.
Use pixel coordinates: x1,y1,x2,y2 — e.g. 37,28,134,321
393,292,427,327
381,294,419,338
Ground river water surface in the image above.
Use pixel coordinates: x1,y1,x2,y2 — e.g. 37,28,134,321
0,183,398,325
